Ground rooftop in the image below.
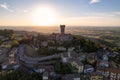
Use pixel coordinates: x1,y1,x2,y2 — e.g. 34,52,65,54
62,74,80,80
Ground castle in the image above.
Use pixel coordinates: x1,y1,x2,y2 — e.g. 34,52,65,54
50,25,73,42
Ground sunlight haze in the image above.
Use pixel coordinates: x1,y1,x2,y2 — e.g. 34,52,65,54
0,0,120,26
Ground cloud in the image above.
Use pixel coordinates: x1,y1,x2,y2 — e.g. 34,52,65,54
113,12,120,15
0,3,14,12
0,3,8,9
23,10,28,13
90,0,101,4
84,12,115,17
15,9,29,13
0,3,28,13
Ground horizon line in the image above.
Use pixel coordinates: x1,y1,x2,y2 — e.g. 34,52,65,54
0,25,120,27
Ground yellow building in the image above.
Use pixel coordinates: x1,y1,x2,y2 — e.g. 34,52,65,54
90,72,103,80
70,59,84,73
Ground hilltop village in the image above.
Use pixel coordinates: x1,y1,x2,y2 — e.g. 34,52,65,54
0,25,120,80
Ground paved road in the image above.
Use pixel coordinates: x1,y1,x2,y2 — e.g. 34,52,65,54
16,44,61,66
0,48,11,63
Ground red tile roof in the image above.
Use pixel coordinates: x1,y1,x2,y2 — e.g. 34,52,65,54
99,68,120,73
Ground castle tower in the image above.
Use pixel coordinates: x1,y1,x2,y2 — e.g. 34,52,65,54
60,25,65,35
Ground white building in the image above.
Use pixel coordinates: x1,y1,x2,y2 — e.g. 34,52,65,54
41,41,48,47
43,72,49,80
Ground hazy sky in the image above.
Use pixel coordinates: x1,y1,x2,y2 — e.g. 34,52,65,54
0,0,120,26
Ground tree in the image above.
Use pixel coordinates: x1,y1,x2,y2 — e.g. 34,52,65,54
0,29,13,37
11,40,19,47
0,70,42,80
54,61,72,74
83,39,101,52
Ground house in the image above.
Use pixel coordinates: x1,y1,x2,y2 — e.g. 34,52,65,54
0,36,4,39
0,49,2,55
1,60,9,70
71,52,81,59
8,48,17,64
41,41,48,47
75,46,81,52
61,51,74,63
33,65,54,73
97,68,120,80
70,59,84,73
1,41,11,48
57,47,66,51
99,60,109,68
96,49,108,59
87,53,96,64
62,74,81,80
108,52,118,57
68,47,75,52
84,65,94,74
49,71,58,80
61,52,84,63
1,37,9,42
0,48,10,63
34,68,45,73
90,72,103,80
50,33,73,42
61,53,69,63
109,61,117,68
43,72,49,80
102,54,108,61
5,64,20,70
77,53,86,61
